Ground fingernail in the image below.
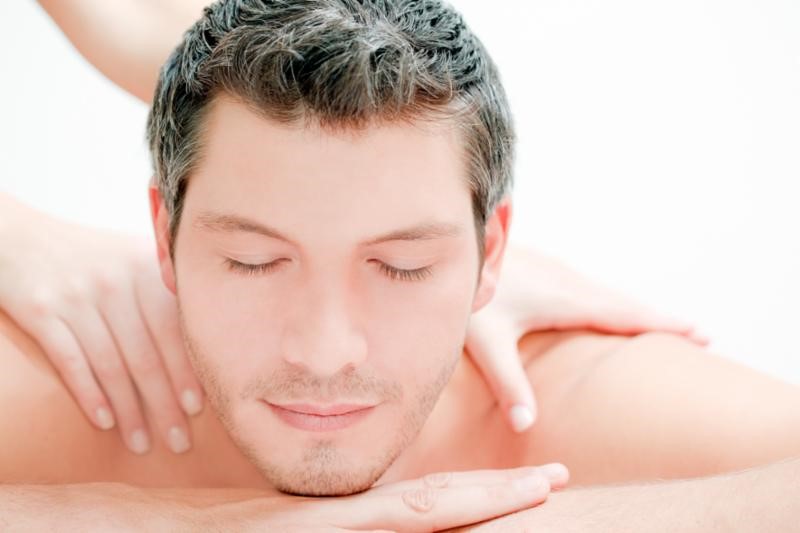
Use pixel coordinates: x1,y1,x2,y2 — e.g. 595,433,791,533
168,426,191,454
96,407,115,430
539,463,569,481
180,389,202,416
509,404,535,432
513,473,548,493
130,429,150,455
693,330,711,345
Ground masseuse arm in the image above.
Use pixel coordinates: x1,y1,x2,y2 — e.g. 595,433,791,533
461,457,800,532
36,0,210,102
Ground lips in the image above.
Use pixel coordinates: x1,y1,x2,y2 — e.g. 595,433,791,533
275,403,374,416
264,401,376,432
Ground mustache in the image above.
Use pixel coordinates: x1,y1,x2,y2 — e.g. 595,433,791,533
241,364,403,403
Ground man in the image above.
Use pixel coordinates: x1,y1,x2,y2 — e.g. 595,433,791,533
2,0,799,530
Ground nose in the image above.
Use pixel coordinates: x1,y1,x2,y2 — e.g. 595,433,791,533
280,279,368,377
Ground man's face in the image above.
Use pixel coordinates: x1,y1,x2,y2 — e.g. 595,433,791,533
166,96,488,495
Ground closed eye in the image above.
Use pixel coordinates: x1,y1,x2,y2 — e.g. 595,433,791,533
225,258,432,282
373,261,433,282
225,258,285,276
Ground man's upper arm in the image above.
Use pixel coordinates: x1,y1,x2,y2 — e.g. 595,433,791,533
524,332,800,487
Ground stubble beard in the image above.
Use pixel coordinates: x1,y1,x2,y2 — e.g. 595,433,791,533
178,306,461,496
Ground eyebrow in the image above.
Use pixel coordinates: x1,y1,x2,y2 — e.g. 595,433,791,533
193,211,464,246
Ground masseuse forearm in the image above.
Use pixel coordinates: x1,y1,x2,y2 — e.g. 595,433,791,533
0,482,206,530
36,0,209,102
0,482,275,530
480,457,800,532
0,192,35,243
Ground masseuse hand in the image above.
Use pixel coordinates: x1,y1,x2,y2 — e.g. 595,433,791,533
465,243,708,433
0,195,203,455
194,463,568,532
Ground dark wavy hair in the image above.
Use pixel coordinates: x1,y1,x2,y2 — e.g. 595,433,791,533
147,0,515,262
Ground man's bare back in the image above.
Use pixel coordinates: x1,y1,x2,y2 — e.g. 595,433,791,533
3,310,797,491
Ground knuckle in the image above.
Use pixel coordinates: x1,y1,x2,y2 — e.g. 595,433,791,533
28,287,56,318
94,271,124,300
93,356,127,381
422,471,452,489
62,276,89,305
402,487,437,514
57,350,87,375
130,352,163,378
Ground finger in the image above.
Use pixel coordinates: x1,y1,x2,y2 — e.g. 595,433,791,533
686,327,711,346
586,312,706,345
254,526,354,533
136,273,205,417
620,312,695,336
62,306,152,455
577,301,700,341
333,468,555,533
12,310,116,431
464,318,537,433
372,464,570,494
573,302,710,348
103,292,192,455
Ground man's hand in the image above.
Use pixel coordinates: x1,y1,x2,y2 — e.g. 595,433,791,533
211,464,568,532
456,457,800,532
465,243,708,433
0,464,569,531
0,194,204,455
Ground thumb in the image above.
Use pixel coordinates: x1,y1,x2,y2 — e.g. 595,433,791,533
465,318,538,433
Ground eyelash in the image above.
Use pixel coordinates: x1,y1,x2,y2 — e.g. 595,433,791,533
225,259,283,276
376,262,433,282
224,259,433,282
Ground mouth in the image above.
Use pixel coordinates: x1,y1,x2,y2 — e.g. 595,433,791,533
263,401,377,432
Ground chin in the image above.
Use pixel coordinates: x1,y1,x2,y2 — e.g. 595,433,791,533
274,477,375,497
267,461,389,496
242,432,407,497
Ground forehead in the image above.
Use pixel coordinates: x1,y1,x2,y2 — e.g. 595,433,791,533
195,93,466,173
182,95,474,237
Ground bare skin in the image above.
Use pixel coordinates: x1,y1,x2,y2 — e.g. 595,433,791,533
13,3,797,529
2,308,797,492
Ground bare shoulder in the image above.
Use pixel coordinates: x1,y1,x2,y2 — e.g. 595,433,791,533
0,311,271,489
519,331,800,487
0,311,122,483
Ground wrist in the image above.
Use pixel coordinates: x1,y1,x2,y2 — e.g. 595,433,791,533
0,193,50,239
60,482,208,531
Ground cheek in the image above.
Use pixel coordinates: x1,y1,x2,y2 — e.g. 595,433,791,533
365,266,476,381
175,258,285,393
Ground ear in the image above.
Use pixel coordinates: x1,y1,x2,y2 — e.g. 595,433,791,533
149,183,178,295
471,197,513,313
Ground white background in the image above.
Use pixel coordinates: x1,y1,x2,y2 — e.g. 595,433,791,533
1,1,798,383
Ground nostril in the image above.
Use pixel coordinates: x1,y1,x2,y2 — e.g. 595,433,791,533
280,327,368,376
